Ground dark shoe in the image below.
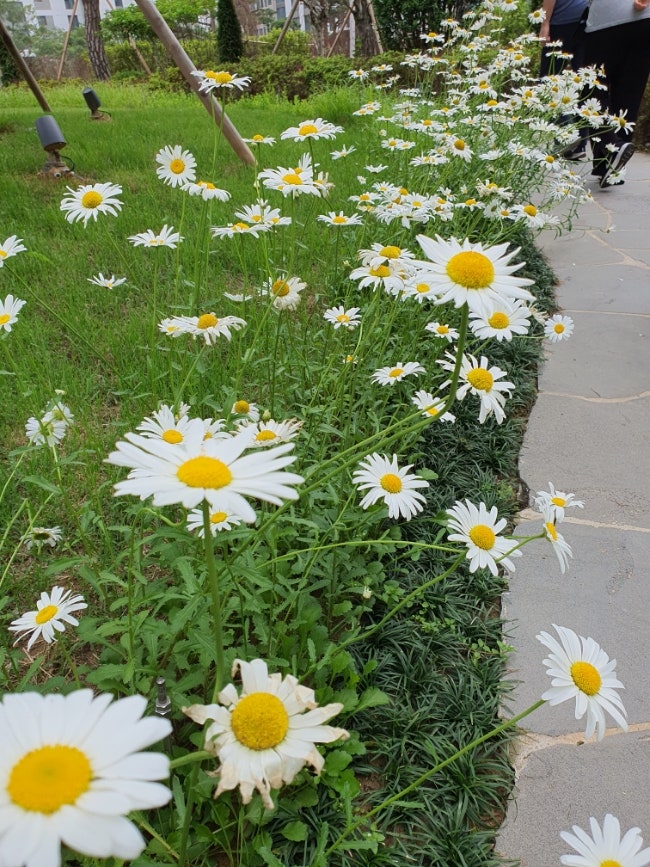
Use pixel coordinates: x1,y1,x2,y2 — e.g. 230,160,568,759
563,147,586,161
599,142,635,188
556,136,582,158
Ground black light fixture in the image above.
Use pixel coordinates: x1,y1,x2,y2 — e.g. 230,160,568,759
35,115,73,177
82,87,110,120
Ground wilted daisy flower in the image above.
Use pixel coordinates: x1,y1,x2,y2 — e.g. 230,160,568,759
0,235,26,265
372,361,425,385
260,276,306,311
317,211,363,227
560,814,650,867
231,399,260,422
155,144,196,188
87,273,127,289
183,180,231,201
24,526,62,551
416,234,534,314
353,453,429,520
0,294,26,332
330,145,356,159
446,499,521,575
544,313,574,342
469,299,532,341
542,513,573,573
444,352,514,424
412,390,455,422
280,118,343,142
243,419,303,447
25,413,68,447
9,585,87,650
187,507,243,536
534,482,584,523
0,690,171,866
243,133,276,145
425,320,459,342
538,624,627,740
60,182,123,226
323,305,361,329
128,225,183,248
192,69,251,92
183,658,348,809
106,420,303,522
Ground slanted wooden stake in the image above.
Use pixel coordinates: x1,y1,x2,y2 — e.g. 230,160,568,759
271,0,301,55
0,17,52,112
134,0,255,166
56,0,80,82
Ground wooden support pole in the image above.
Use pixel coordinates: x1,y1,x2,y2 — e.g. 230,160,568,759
326,1,353,58
0,17,52,112
133,0,255,167
271,0,301,55
56,0,80,82
366,0,383,54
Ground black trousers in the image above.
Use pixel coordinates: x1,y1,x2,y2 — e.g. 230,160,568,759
539,19,587,79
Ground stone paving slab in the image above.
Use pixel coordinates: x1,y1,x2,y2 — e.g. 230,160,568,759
535,262,650,314
497,728,650,866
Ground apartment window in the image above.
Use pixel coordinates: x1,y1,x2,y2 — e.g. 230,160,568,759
64,0,74,8
115,0,124,6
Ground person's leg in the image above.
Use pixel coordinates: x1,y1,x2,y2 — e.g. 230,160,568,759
584,26,621,175
608,19,650,130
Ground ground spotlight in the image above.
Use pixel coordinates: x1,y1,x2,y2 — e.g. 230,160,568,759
82,87,110,120
35,115,74,177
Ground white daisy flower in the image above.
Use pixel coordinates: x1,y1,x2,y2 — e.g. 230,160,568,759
330,145,356,159
60,182,123,227
425,320,459,341
372,361,425,385
183,180,231,201
168,312,247,345
260,276,306,311
560,814,650,867
402,275,440,304
349,260,407,296
106,420,303,522
128,225,183,249
234,202,291,229
25,414,68,448
443,352,514,424
183,658,348,809
534,482,584,522
353,453,429,520
192,69,251,92
280,118,343,142
211,221,268,239
509,203,559,229
348,68,369,80
544,313,574,342
187,507,244,536
446,499,521,575
415,234,534,315
243,134,276,145
231,399,260,422
0,690,171,865
242,419,303,447
0,235,26,265
0,294,26,332
543,514,573,573
257,163,321,197
9,585,87,650
412,389,455,422
469,299,532,341
155,144,196,188
365,163,388,173
538,624,627,741
323,305,361,329
136,404,196,444
24,526,62,551
87,273,127,289
317,211,363,227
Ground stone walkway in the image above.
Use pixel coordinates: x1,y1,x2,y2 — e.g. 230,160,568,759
496,152,650,864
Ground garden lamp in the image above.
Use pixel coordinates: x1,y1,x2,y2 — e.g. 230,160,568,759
35,115,73,177
82,87,110,120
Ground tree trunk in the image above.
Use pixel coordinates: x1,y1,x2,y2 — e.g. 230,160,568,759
81,0,110,80
353,0,380,56
302,0,332,55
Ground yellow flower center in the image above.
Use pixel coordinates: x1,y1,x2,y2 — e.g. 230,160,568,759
524,204,537,217
467,368,494,391
468,524,496,550
487,99,498,106
298,123,318,136
233,222,250,231
415,283,429,294
256,430,277,441
206,70,233,84
425,406,439,416
81,191,103,209
465,198,477,206
234,400,250,414
445,251,495,289
380,472,402,493
551,496,567,507
0,250,6,258
176,456,232,489
197,313,218,329
282,173,302,186
169,158,185,174
336,313,350,322
380,245,401,259
454,139,466,150
272,280,290,297
488,312,509,329
600,861,622,867
388,367,404,378
332,215,347,224
436,325,450,334
0,313,10,325
252,134,264,141
8,746,92,814
210,511,228,524
570,661,602,696
369,265,390,278
198,181,216,189
553,322,565,334
545,522,558,541
231,692,289,750
35,604,59,625
162,429,183,444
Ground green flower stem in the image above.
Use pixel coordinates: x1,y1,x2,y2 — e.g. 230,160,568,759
262,537,459,569
202,501,226,700
134,816,180,860
57,635,81,688
169,750,213,771
177,761,199,867
325,698,546,857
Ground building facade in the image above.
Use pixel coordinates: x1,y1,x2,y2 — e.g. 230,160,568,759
15,0,137,31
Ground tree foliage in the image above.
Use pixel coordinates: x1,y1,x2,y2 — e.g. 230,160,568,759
216,0,243,64
102,0,214,43
373,0,478,50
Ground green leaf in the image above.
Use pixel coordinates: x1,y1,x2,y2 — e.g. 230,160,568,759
356,687,390,712
281,820,308,842
21,475,61,495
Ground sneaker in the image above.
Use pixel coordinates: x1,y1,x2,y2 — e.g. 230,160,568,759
563,146,587,161
599,142,635,189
